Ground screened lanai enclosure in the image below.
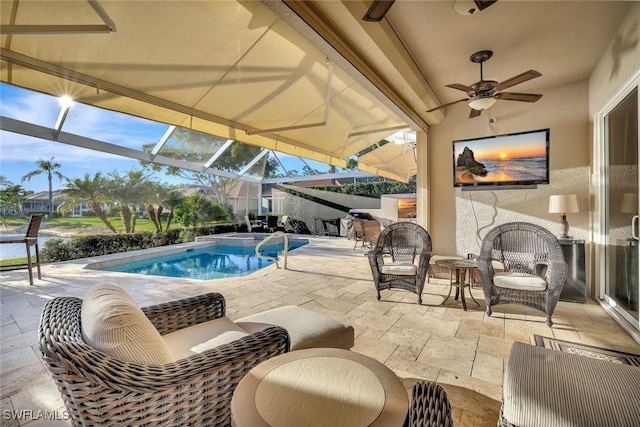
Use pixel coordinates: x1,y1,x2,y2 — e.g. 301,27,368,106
0,0,423,218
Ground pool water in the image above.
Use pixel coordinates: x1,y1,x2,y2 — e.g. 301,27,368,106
99,240,308,280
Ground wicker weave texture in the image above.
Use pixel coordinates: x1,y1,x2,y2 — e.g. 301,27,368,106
38,293,290,426
408,381,453,427
477,222,568,327
367,222,432,304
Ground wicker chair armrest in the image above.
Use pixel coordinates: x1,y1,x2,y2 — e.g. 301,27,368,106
476,255,495,277
48,325,289,393
416,251,432,268
545,259,568,292
142,292,226,335
366,248,385,257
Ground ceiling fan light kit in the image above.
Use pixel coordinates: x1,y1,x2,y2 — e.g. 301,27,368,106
426,49,543,118
453,0,497,16
468,97,496,111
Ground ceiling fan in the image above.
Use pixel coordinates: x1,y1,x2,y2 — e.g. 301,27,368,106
426,50,542,118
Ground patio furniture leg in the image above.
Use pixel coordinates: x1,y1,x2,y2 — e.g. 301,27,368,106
25,244,34,286
35,241,41,280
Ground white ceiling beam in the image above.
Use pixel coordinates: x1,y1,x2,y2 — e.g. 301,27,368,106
150,125,176,156
0,0,116,35
204,139,235,169
0,25,112,34
237,150,269,177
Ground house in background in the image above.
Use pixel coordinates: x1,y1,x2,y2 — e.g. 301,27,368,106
21,191,93,217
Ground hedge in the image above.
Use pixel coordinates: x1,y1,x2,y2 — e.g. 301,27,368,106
40,222,244,262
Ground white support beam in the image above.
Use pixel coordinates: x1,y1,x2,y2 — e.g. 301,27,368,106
204,139,234,169
150,125,176,156
237,149,269,177
0,25,112,34
1,0,116,34
53,105,71,141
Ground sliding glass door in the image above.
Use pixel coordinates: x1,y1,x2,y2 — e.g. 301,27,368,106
599,81,639,331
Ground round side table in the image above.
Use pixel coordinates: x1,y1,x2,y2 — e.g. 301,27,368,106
434,258,480,311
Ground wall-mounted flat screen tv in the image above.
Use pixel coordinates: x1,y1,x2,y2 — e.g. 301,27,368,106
452,128,550,188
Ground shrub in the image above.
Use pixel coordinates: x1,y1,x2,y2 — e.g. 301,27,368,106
40,222,242,262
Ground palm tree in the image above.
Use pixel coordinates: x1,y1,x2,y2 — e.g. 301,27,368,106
162,190,185,231
108,170,153,234
59,173,117,233
21,157,65,218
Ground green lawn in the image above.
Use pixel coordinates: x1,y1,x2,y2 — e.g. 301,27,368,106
1,215,167,233
0,216,176,268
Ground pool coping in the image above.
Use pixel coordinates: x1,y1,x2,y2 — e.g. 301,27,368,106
83,232,310,270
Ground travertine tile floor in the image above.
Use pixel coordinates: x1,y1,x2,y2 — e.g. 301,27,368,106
1,236,639,426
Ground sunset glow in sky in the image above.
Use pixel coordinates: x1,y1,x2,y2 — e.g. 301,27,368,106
454,130,548,161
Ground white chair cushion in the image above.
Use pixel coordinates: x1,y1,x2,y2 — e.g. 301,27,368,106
162,317,249,362
379,261,417,276
81,283,172,365
494,272,547,291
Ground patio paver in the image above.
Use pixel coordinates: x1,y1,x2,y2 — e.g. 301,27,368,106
2,236,639,426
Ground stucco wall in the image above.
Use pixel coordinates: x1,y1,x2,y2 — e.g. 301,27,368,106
588,2,640,116
428,80,590,256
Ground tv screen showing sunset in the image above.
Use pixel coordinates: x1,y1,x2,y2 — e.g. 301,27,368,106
453,129,549,186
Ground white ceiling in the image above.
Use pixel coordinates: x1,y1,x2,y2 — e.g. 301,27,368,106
294,0,632,123
387,0,631,112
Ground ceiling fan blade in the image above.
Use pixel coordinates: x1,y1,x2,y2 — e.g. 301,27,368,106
469,108,482,119
495,92,542,103
426,98,469,113
446,83,474,93
495,70,542,91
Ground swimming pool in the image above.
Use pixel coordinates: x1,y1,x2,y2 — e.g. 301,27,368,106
90,234,309,280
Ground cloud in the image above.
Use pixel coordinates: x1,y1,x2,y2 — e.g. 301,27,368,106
0,131,137,165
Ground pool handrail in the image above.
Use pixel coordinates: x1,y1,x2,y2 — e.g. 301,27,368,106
255,231,289,269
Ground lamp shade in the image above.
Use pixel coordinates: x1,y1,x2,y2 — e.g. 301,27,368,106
621,192,638,213
548,194,579,214
468,97,496,111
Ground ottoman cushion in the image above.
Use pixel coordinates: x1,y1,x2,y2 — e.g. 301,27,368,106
235,305,354,350
503,342,640,427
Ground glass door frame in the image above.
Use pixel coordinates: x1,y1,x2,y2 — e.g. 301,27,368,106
594,68,640,341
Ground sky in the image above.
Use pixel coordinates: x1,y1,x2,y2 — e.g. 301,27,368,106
453,130,549,161
0,82,333,193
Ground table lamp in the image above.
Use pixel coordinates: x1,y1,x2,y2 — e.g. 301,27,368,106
548,194,579,238
620,192,638,214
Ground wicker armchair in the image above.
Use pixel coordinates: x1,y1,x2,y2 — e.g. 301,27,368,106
38,292,289,426
367,222,432,304
477,222,568,327
408,381,453,427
